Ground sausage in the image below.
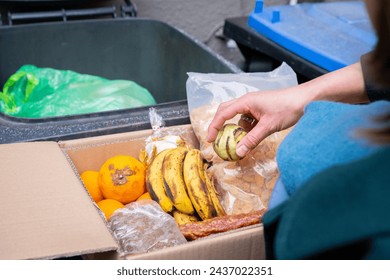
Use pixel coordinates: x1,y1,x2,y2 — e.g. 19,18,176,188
179,209,266,240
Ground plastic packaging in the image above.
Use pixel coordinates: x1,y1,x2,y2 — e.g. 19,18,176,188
186,63,297,213
0,65,156,118
109,200,187,257
139,107,198,165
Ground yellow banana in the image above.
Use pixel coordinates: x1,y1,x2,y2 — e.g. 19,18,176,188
146,149,175,213
183,149,217,220
162,147,195,215
172,210,199,226
204,165,226,217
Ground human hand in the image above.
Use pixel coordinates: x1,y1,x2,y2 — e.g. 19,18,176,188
207,88,306,158
207,62,368,158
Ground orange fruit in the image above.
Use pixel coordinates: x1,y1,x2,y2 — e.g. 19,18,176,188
137,192,152,201
97,199,124,221
80,170,104,203
98,155,146,204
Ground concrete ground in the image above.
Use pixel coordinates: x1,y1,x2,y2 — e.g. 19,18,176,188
206,28,247,71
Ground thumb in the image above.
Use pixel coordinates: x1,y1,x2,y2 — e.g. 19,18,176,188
236,125,270,158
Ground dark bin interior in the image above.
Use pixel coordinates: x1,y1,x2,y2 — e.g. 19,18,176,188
0,18,240,143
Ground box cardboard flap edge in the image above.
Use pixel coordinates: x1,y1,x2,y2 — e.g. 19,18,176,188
0,141,118,260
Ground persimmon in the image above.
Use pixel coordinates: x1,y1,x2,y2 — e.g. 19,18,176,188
98,155,146,204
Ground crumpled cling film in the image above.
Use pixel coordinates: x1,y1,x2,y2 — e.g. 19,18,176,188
186,63,297,214
139,107,197,165
109,200,187,257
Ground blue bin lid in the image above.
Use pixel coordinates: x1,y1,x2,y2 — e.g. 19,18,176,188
248,1,377,71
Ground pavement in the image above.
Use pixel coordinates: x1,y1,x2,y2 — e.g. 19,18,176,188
206,27,247,71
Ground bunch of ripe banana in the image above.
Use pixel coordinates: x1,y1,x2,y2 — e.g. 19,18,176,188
146,146,226,225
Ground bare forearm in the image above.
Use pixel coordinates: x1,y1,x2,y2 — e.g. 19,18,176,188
298,62,368,106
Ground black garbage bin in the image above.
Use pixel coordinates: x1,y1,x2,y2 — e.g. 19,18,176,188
0,18,241,143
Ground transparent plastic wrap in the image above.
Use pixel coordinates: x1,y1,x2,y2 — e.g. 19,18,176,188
186,63,297,214
139,108,198,165
109,200,187,257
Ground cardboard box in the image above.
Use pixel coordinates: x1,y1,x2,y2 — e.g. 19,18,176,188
0,124,265,260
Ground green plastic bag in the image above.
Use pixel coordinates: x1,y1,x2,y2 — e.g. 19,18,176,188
0,65,156,118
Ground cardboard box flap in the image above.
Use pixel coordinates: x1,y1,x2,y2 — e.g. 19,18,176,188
0,142,118,260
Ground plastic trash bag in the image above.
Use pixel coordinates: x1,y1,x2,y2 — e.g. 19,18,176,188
0,65,156,118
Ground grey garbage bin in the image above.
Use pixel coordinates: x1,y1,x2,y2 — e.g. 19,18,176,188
0,18,241,143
